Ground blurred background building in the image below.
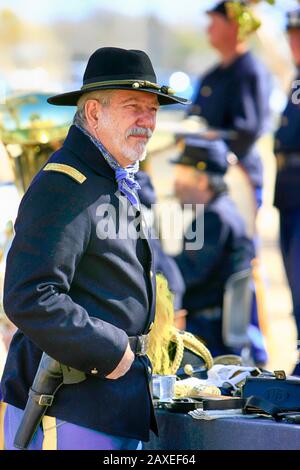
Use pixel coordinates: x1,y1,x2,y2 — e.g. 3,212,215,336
0,0,297,99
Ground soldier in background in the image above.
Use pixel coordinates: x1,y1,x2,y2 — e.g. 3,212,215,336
189,0,271,208
274,8,300,376
172,137,267,364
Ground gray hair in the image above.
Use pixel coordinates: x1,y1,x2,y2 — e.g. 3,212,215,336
73,90,114,128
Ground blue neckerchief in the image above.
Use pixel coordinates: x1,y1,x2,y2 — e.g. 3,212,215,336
75,124,141,208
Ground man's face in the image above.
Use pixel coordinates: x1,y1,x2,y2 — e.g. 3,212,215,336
288,29,300,66
95,89,159,166
207,13,237,50
174,165,208,205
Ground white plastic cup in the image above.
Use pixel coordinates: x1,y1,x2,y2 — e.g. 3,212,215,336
152,374,176,401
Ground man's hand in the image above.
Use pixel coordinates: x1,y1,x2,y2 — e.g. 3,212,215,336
105,342,135,380
174,309,187,331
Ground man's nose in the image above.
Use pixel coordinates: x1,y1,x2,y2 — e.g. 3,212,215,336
136,111,156,130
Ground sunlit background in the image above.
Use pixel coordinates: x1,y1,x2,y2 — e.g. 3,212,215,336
0,0,298,101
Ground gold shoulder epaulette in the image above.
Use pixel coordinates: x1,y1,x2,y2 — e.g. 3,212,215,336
43,163,86,184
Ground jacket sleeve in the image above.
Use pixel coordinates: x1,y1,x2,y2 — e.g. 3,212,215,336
228,72,270,156
174,212,229,290
3,172,129,378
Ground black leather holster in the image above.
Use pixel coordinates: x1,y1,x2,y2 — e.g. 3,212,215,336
13,353,86,450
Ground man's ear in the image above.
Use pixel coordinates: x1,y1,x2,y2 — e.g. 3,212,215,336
229,19,240,41
197,172,209,191
85,100,100,130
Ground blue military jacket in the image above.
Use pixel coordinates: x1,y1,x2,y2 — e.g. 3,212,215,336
274,70,300,211
1,125,157,441
190,51,270,188
175,193,254,312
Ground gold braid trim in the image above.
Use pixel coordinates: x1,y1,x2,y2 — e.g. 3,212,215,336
147,274,176,375
43,163,86,184
42,416,57,450
147,273,213,375
169,328,185,375
171,330,214,371
0,402,6,451
182,331,213,370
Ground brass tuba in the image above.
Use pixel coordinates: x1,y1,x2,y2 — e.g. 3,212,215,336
0,92,73,193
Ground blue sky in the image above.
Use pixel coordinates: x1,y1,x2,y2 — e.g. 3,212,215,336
0,0,299,25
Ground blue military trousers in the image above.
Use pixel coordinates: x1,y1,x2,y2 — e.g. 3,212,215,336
4,404,142,450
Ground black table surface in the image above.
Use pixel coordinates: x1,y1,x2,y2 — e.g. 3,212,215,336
145,409,300,450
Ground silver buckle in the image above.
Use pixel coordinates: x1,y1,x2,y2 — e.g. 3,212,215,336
38,394,54,406
136,335,149,356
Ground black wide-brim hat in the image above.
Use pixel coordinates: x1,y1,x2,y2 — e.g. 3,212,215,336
48,47,190,106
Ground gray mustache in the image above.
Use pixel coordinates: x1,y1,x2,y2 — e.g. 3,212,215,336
126,127,153,138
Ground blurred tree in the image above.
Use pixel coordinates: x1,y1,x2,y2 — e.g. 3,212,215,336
0,8,70,92
0,9,22,45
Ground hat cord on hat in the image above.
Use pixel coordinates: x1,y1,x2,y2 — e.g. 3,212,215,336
81,79,175,95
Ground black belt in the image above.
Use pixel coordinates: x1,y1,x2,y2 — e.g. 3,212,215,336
129,334,149,356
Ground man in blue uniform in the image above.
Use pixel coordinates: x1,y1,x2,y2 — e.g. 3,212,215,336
274,9,300,376
189,0,270,208
172,137,262,359
0,47,189,450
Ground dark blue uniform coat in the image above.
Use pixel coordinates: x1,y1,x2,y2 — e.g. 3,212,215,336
175,192,254,312
274,69,300,211
1,125,157,441
174,192,255,357
190,51,270,189
274,71,300,350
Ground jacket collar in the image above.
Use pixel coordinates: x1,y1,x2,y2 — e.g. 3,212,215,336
63,125,116,182
219,50,251,72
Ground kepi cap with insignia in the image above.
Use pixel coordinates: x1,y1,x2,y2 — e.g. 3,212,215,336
171,137,229,175
48,47,190,107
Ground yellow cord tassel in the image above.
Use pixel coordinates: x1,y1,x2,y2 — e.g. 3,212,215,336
147,274,213,375
147,274,176,375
